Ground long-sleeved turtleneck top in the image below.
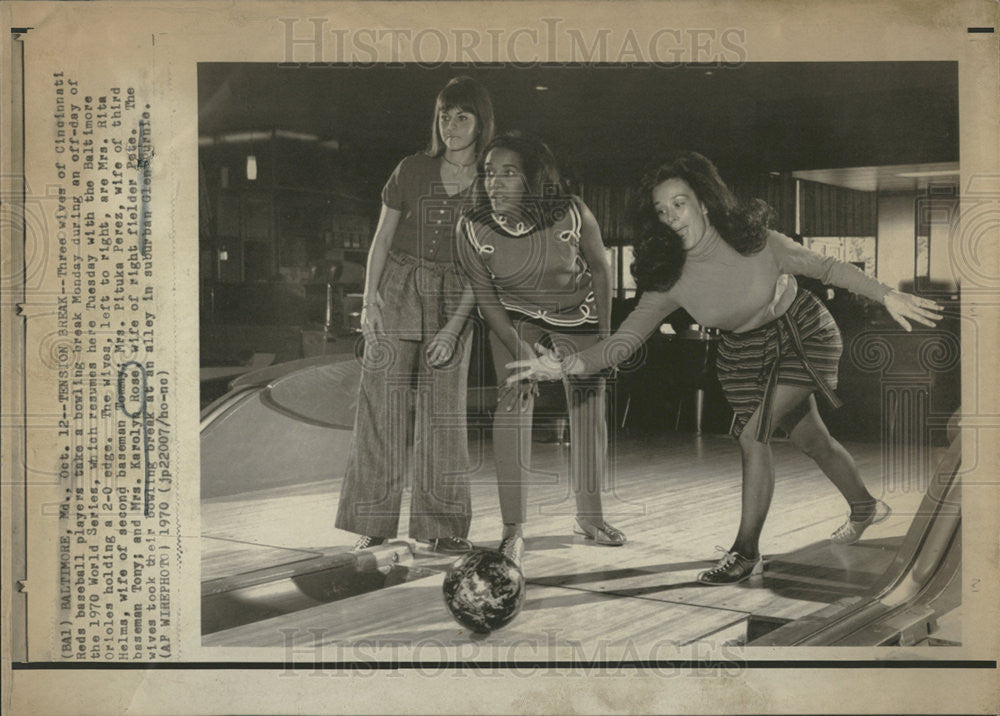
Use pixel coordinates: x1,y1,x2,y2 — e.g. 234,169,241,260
574,226,891,373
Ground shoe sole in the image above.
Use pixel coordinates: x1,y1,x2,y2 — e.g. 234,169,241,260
697,559,764,586
498,538,525,569
830,502,893,545
415,539,473,555
830,530,864,546
573,523,627,546
872,501,892,525
352,540,387,551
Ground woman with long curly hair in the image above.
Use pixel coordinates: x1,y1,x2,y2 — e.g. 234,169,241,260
508,151,941,584
457,131,626,569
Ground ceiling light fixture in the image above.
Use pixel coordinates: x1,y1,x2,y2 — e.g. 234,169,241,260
220,130,271,144
275,129,319,142
895,170,960,178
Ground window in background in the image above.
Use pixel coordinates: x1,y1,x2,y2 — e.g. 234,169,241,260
619,245,637,297
804,236,877,276
915,235,930,278
604,245,638,299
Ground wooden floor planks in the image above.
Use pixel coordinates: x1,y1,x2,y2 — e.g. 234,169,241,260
202,575,750,650
201,432,926,648
201,537,321,582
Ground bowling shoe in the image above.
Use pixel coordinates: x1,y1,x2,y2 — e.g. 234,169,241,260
697,548,763,585
830,499,892,545
424,537,474,554
498,534,525,569
573,517,627,546
352,535,386,551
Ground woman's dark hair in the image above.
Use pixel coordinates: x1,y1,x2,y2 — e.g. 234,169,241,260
631,151,775,292
465,131,573,230
427,76,495,158
631,225,687,294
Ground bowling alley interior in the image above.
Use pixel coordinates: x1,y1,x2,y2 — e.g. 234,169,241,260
197,63,963,651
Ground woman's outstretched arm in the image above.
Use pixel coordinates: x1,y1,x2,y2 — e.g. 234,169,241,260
770,231,943,331
506,290,680,383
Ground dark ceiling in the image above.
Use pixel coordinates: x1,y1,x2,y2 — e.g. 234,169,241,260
198,62,958,190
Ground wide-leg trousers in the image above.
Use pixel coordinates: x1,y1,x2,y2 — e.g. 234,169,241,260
335,254,473,539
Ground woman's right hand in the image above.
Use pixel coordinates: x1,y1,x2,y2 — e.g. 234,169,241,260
506,340,591,384
506,344,564,385
516,339,540,364
361,296,384,346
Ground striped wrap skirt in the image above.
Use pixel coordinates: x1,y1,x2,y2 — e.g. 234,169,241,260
716,289,844,444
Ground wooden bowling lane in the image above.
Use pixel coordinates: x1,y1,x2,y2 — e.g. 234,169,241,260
203,567,750,650
519,532,907,625
490,433,915,624
201,537,321,582
202,542,430,635
202,477,353,554
202,431,925,647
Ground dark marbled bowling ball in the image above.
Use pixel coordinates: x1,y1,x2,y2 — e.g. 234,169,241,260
442,549,525,634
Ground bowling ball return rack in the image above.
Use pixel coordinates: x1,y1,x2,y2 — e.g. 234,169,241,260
201,541,445,635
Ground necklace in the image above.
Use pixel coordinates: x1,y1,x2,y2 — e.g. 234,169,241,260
441,154,476,169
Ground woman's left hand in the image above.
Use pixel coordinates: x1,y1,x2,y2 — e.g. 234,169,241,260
425,330,458,367
506,343,564,385
884,290,944,332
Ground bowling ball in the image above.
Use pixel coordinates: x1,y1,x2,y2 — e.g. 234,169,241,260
442,549,525,633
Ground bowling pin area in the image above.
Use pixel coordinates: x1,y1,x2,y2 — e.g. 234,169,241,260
200,400,946,653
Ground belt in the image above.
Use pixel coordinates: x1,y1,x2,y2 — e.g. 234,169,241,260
754,308,843,443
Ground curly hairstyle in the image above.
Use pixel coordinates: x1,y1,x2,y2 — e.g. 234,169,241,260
631,151,775,292
464,131,574,231
426,76,495,158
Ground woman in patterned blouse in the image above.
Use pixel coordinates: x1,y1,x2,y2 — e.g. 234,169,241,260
458,131,626,569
